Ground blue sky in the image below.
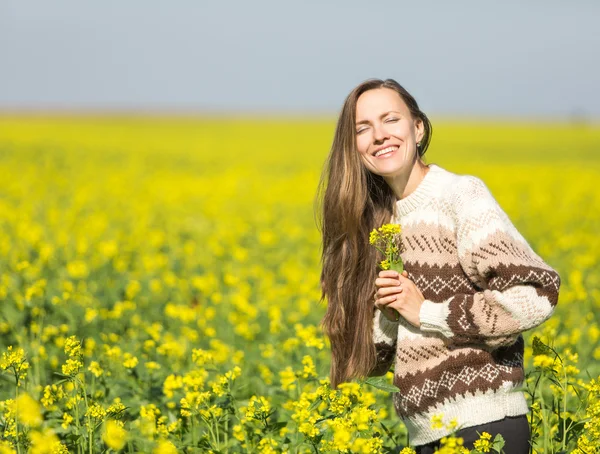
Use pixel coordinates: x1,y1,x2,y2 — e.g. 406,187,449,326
1,0,598,118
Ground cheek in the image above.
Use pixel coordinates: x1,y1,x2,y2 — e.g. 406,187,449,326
356,135,370,155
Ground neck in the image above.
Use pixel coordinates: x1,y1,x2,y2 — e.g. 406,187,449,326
384,160,430,201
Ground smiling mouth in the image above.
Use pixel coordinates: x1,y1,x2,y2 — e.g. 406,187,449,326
373,146,398,157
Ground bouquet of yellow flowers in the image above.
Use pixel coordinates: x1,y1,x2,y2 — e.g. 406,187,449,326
368,223,404,273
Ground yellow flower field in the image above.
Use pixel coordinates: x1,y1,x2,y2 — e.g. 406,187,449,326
0,116,599,453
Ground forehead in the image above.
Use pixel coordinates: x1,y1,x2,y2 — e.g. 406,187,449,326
356,88,408,119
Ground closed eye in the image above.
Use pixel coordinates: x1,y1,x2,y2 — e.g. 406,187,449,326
385,117,399,123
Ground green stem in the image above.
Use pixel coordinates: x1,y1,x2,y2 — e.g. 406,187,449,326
78,376,93,454
205,416,218,449
15,378,21,454
562,367,568,450
224,417,229,452
191,415,196,447
373,246,386,256
74,384,82,454
214,414,221,450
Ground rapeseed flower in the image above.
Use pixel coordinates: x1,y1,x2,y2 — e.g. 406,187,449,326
399,448,416,454
280,367,297,392
15,393,42,427
473,431,492,453
244,395,271,421
61,358,82,376
369,223,403,272
257,437,279,454
86,402,107,420
0,440,15,454
163,374,183,398
1,346,29,385
103,419,127,451
153,440,178,454
88,361,104,377
431,413,444,430
29,428,67,454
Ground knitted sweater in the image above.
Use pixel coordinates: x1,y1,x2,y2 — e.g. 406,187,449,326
372,164,560,446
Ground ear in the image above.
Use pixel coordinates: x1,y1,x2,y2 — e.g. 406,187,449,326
414,118,425,144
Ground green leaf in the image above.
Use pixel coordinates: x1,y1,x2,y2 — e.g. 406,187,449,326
389,261,404,274
532,336,553,356
308,396,323,411
492,433,505,453
364,376,400,393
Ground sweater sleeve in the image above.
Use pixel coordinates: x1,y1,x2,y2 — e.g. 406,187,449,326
369,308,399,376
418,176,561,348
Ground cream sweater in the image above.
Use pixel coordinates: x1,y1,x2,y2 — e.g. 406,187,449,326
372,164,560,445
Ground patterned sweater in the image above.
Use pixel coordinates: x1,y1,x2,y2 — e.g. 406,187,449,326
372,164,560,446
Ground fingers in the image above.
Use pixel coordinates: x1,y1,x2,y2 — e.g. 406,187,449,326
378,270,400,279
376,285,403,299
375,293,398,307
375,277,401,288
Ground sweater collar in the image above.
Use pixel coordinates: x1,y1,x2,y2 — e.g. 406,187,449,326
395,164,444,217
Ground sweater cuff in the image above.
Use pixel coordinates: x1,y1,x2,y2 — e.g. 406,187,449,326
419,300,453,338
374,310,400,345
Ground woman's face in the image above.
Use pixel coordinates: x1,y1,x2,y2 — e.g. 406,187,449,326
355,87,424,178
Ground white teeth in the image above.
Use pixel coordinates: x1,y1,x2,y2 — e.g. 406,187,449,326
374,146,397,157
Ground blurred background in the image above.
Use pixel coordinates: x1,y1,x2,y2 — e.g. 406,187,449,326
1,0,599,119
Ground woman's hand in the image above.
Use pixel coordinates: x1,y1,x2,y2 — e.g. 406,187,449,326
374,270,425,328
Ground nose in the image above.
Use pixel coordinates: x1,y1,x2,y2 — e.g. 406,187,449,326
372,122,389,143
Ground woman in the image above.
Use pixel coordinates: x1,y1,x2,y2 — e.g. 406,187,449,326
318,79,561,453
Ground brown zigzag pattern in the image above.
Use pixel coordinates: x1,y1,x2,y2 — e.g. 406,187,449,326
393,350,524,417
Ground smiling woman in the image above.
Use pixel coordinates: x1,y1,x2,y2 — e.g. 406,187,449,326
354,86,431,208
317,79,561,453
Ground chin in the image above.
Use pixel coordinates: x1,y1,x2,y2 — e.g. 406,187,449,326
372,165,405,178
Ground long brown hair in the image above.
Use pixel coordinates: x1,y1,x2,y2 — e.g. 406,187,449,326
316,79,432,388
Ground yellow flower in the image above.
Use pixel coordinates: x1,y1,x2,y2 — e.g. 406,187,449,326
533,354,556,369
473,431,492,453
233,424,245,442
244,395,271,420
370,223,403,271
41,384,65,410
61,358,83,376
431,413,444,430
163,374,183,398
103,420,127,451
279,367,297,392
153,440,178,454
15,393,42,427
86,402,107,420
66,260,88,279
144,361,161,371
0,346,29,384
63,336,81,358
122,353,138,369
0,440,16,453
88,361,104,377
257,437,279,454
301,355,317,379
28,428,62,454
61,413,73,430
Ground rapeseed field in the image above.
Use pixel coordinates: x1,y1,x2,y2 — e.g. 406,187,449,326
0,116,599,453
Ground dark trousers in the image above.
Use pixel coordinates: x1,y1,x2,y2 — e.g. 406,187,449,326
415,415,530,454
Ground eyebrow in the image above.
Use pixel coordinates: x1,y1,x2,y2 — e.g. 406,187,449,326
355,110,401,126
